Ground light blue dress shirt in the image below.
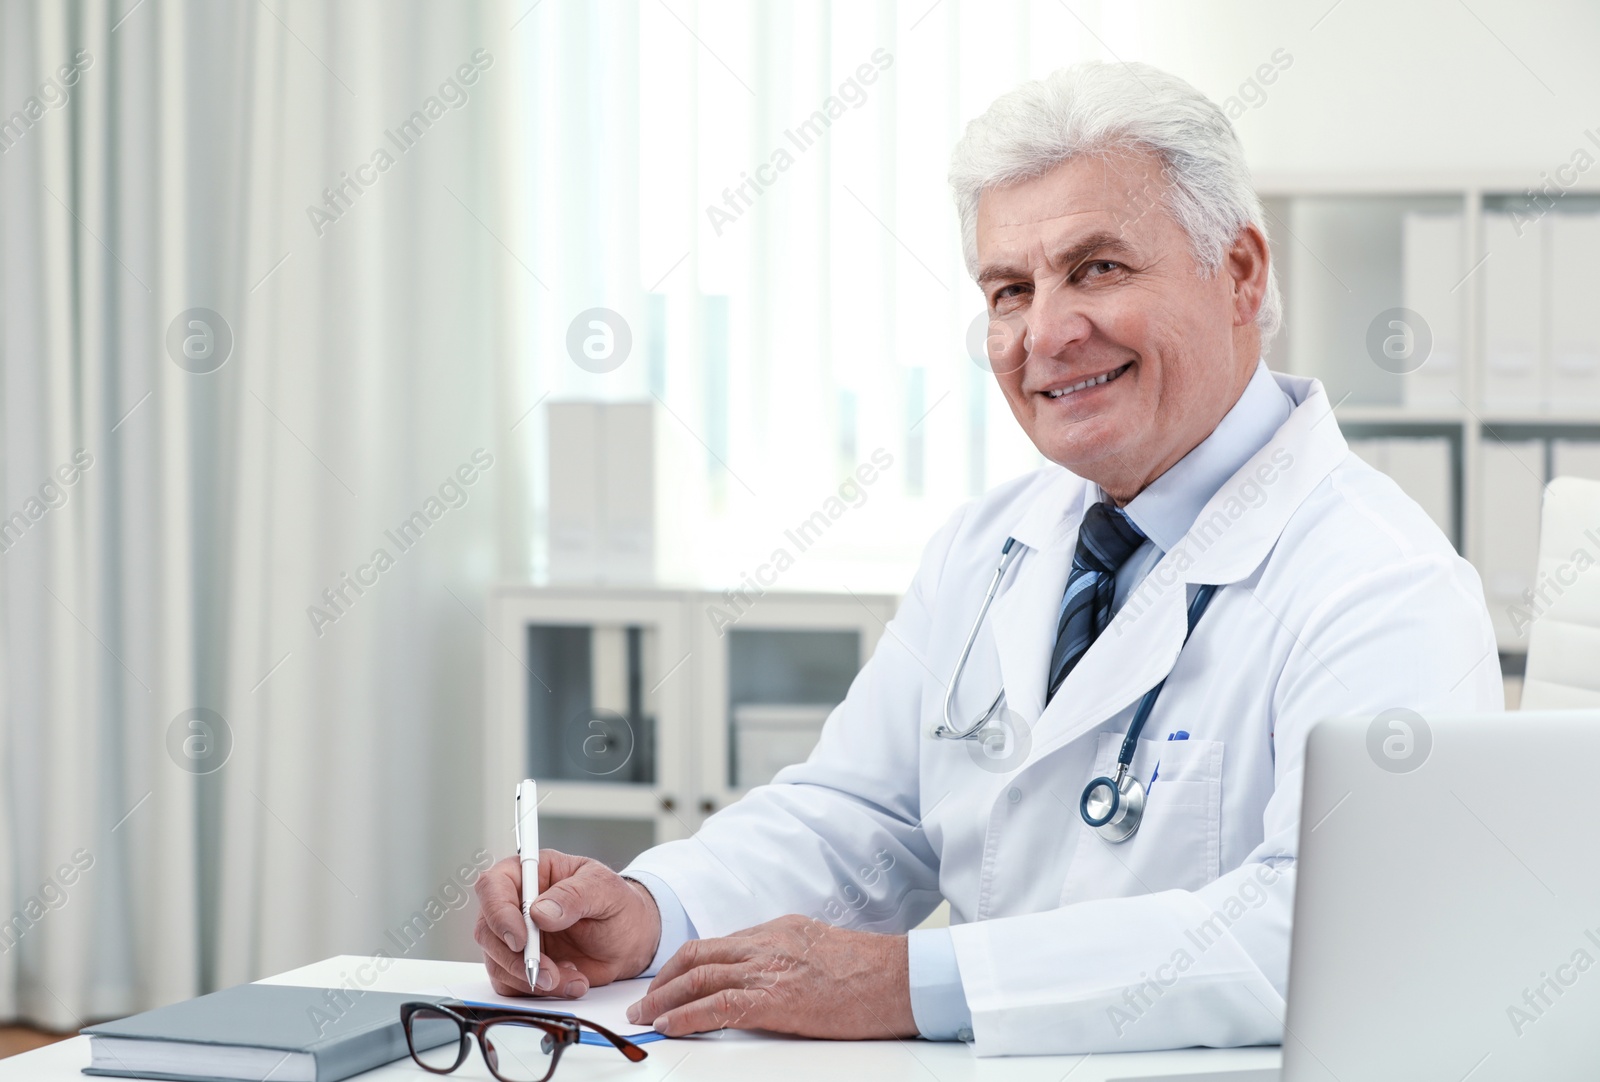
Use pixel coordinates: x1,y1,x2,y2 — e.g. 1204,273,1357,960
621,869,699,978
630,360,1292,1041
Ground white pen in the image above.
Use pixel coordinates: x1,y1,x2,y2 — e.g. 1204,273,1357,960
515,779,540,992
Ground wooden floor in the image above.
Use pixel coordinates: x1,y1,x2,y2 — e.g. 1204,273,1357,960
0,1024,73,1058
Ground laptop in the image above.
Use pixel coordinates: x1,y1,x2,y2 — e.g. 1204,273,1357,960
1131,711,1600,1081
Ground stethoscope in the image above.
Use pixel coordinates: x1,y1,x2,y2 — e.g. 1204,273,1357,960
933,535,1220,844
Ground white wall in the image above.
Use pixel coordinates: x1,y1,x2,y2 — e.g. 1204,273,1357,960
1114,0,1600,177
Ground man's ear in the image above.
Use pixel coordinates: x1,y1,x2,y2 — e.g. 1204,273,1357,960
1225,223,1270,328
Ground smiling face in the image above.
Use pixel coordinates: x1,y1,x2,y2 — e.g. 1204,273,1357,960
974,146,1269,502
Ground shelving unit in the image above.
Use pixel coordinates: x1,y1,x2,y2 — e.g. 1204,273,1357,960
482,584,898,870
1256,173,1600,661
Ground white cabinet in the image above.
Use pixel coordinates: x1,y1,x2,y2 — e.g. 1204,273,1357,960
1257,176,1600,655
692,592,895,818
483,585,897,870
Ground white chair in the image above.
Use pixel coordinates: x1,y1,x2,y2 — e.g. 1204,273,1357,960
1521,477,1600,710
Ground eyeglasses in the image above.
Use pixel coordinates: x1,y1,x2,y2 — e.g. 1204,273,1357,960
400,1000,648,1082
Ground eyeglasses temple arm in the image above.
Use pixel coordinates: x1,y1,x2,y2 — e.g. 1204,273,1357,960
580,1018,649,1062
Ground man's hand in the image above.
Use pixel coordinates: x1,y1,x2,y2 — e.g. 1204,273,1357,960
473,850,662,998
624,915,918,1040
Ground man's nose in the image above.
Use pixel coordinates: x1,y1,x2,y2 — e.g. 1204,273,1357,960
1022,287,1093,359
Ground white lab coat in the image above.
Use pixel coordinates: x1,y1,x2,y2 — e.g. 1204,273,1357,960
625,373,1503,1055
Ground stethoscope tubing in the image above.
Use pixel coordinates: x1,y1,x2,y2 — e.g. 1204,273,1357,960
935,533,1221,841
1111,582,1219,768
934,537,1021,740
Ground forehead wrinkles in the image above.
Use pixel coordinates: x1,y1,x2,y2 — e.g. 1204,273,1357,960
982,162,1169,259
1108,163,1170,236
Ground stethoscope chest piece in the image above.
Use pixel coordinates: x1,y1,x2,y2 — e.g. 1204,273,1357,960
1080,768,1146,843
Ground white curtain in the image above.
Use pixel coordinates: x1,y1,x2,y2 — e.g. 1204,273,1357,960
0,0,1108,1026
1,0,526,1026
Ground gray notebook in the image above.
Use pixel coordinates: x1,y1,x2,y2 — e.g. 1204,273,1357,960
81,983,450,1082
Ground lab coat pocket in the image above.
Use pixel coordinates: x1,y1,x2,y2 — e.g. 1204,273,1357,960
1058,730,1223,906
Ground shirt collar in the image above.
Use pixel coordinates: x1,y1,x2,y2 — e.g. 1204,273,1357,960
1111,359,1292,553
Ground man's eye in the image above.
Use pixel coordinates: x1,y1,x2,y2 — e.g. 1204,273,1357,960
1081,260,1122,278
992,283,1027,304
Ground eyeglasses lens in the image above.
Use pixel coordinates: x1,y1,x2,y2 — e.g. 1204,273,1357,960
480,1020,560,1082
408,1007,465,1071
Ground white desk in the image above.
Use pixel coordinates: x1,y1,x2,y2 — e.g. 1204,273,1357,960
0,955,1282,1080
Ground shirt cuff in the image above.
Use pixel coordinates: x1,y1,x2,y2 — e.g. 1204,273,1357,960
620,870,697,978
907,927,974,1042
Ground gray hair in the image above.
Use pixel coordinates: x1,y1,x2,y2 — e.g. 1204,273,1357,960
948,60,1281,348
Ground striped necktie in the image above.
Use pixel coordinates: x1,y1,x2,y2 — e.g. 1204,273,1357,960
1046,501,1147,702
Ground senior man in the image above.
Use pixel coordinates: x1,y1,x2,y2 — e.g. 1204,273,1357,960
475,60,1501,1055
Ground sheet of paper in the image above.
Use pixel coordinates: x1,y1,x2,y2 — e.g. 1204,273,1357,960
429,976,657,1038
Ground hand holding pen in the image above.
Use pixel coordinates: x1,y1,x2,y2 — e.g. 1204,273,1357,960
474,845,663,998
